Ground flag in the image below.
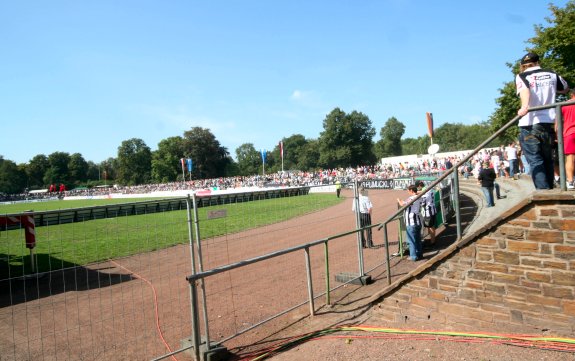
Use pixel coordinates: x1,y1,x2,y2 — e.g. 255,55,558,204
426,112,434,138
279,141,284,160
186,158,193,172
261,149,267,163
180,158,185,173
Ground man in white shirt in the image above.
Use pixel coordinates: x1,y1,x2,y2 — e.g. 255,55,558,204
352,187,374,248
516,51,569,189
505,142,519,179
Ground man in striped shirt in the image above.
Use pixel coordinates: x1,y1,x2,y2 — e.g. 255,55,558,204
416,180,437,246
397,184,423,261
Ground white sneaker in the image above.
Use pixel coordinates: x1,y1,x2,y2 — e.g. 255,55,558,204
568,182,575,190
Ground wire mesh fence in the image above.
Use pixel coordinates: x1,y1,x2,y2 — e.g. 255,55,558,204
0,181,441,361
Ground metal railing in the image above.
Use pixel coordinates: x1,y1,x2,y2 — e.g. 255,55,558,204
171,99,575,361
378,98,575,256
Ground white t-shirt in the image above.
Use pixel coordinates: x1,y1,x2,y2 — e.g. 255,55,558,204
515,66,569,126
352,195,372,214
505,146,518,160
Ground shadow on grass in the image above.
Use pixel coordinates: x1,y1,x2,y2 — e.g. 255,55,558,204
0,253,134,308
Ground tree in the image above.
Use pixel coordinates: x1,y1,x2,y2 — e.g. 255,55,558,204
116,138,152,185
0,157,27,194
100,158,117,184
26,154,49,189
182,127,231,179
401,136,429,156
374,117,405,159
43,152,71,186
460,122,496,149
318,108,376,168
489,2,575,138
85,161,100,183
152,136,185,183
298,139,321,171
68,153,89,185
235,143,262,176
279,134,309,171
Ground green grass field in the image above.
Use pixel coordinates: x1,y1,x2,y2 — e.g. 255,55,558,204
0,193,343,279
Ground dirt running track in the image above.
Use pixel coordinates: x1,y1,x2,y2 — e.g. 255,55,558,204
0,188,425,361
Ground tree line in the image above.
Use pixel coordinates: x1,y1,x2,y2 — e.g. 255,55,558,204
1,1,573,195
0,114,494,194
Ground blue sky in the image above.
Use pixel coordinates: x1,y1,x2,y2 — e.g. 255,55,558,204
0,1,569,164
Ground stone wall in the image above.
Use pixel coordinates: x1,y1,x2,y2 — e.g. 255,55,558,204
374,201,575,336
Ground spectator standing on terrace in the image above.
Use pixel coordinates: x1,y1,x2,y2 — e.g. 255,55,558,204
477,161,497,207
352,187,374,248
505,142,519,179
516,51,570,189
491,151,501,178
561,89,575,189
416,180,437,247
397,184,423,261
415,181,437,246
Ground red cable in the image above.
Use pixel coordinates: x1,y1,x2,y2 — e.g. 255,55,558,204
111,260,179,361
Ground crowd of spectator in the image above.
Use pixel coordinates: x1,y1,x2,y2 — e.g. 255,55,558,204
2,149,506,203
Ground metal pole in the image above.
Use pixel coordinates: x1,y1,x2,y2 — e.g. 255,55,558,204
556,105,567,191
185,195,201,360
396,203,404,257
383,223,391,285
353,180,365,276
30,248,36,273
439,188,447,226
304,247,315,316
188,281,200,361
324,241,330,306
191,193,211,352
452,171,462,240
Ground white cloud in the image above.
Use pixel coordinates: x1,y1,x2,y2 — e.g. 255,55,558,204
289,89,325,109
290,89,305,101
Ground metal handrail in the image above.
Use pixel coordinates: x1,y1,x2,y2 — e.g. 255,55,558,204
174,99,575,361
374,98,575,245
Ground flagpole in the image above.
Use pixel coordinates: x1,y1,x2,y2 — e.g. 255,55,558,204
280,141,284,173
261,149,266,175
181,158,185,182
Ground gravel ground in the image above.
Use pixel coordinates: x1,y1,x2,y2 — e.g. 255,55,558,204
265,336,573,361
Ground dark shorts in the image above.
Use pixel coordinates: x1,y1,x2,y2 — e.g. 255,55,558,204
423,214,436,228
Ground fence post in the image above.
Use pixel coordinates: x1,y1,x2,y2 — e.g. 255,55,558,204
451,171,462,240
383,223,391,285
191,193,212,352
185,195,201,361
353,180,365,277
324,241,330,306
304,247,315,316
556,105,567,190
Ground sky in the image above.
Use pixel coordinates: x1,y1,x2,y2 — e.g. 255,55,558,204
0,1,570,165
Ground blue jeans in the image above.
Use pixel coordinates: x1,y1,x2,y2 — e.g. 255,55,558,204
406,225,422,260
521,154,530,174
481,186,495,207
519,124,555,189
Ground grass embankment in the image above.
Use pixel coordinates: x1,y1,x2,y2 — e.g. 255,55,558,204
0,193,343,278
